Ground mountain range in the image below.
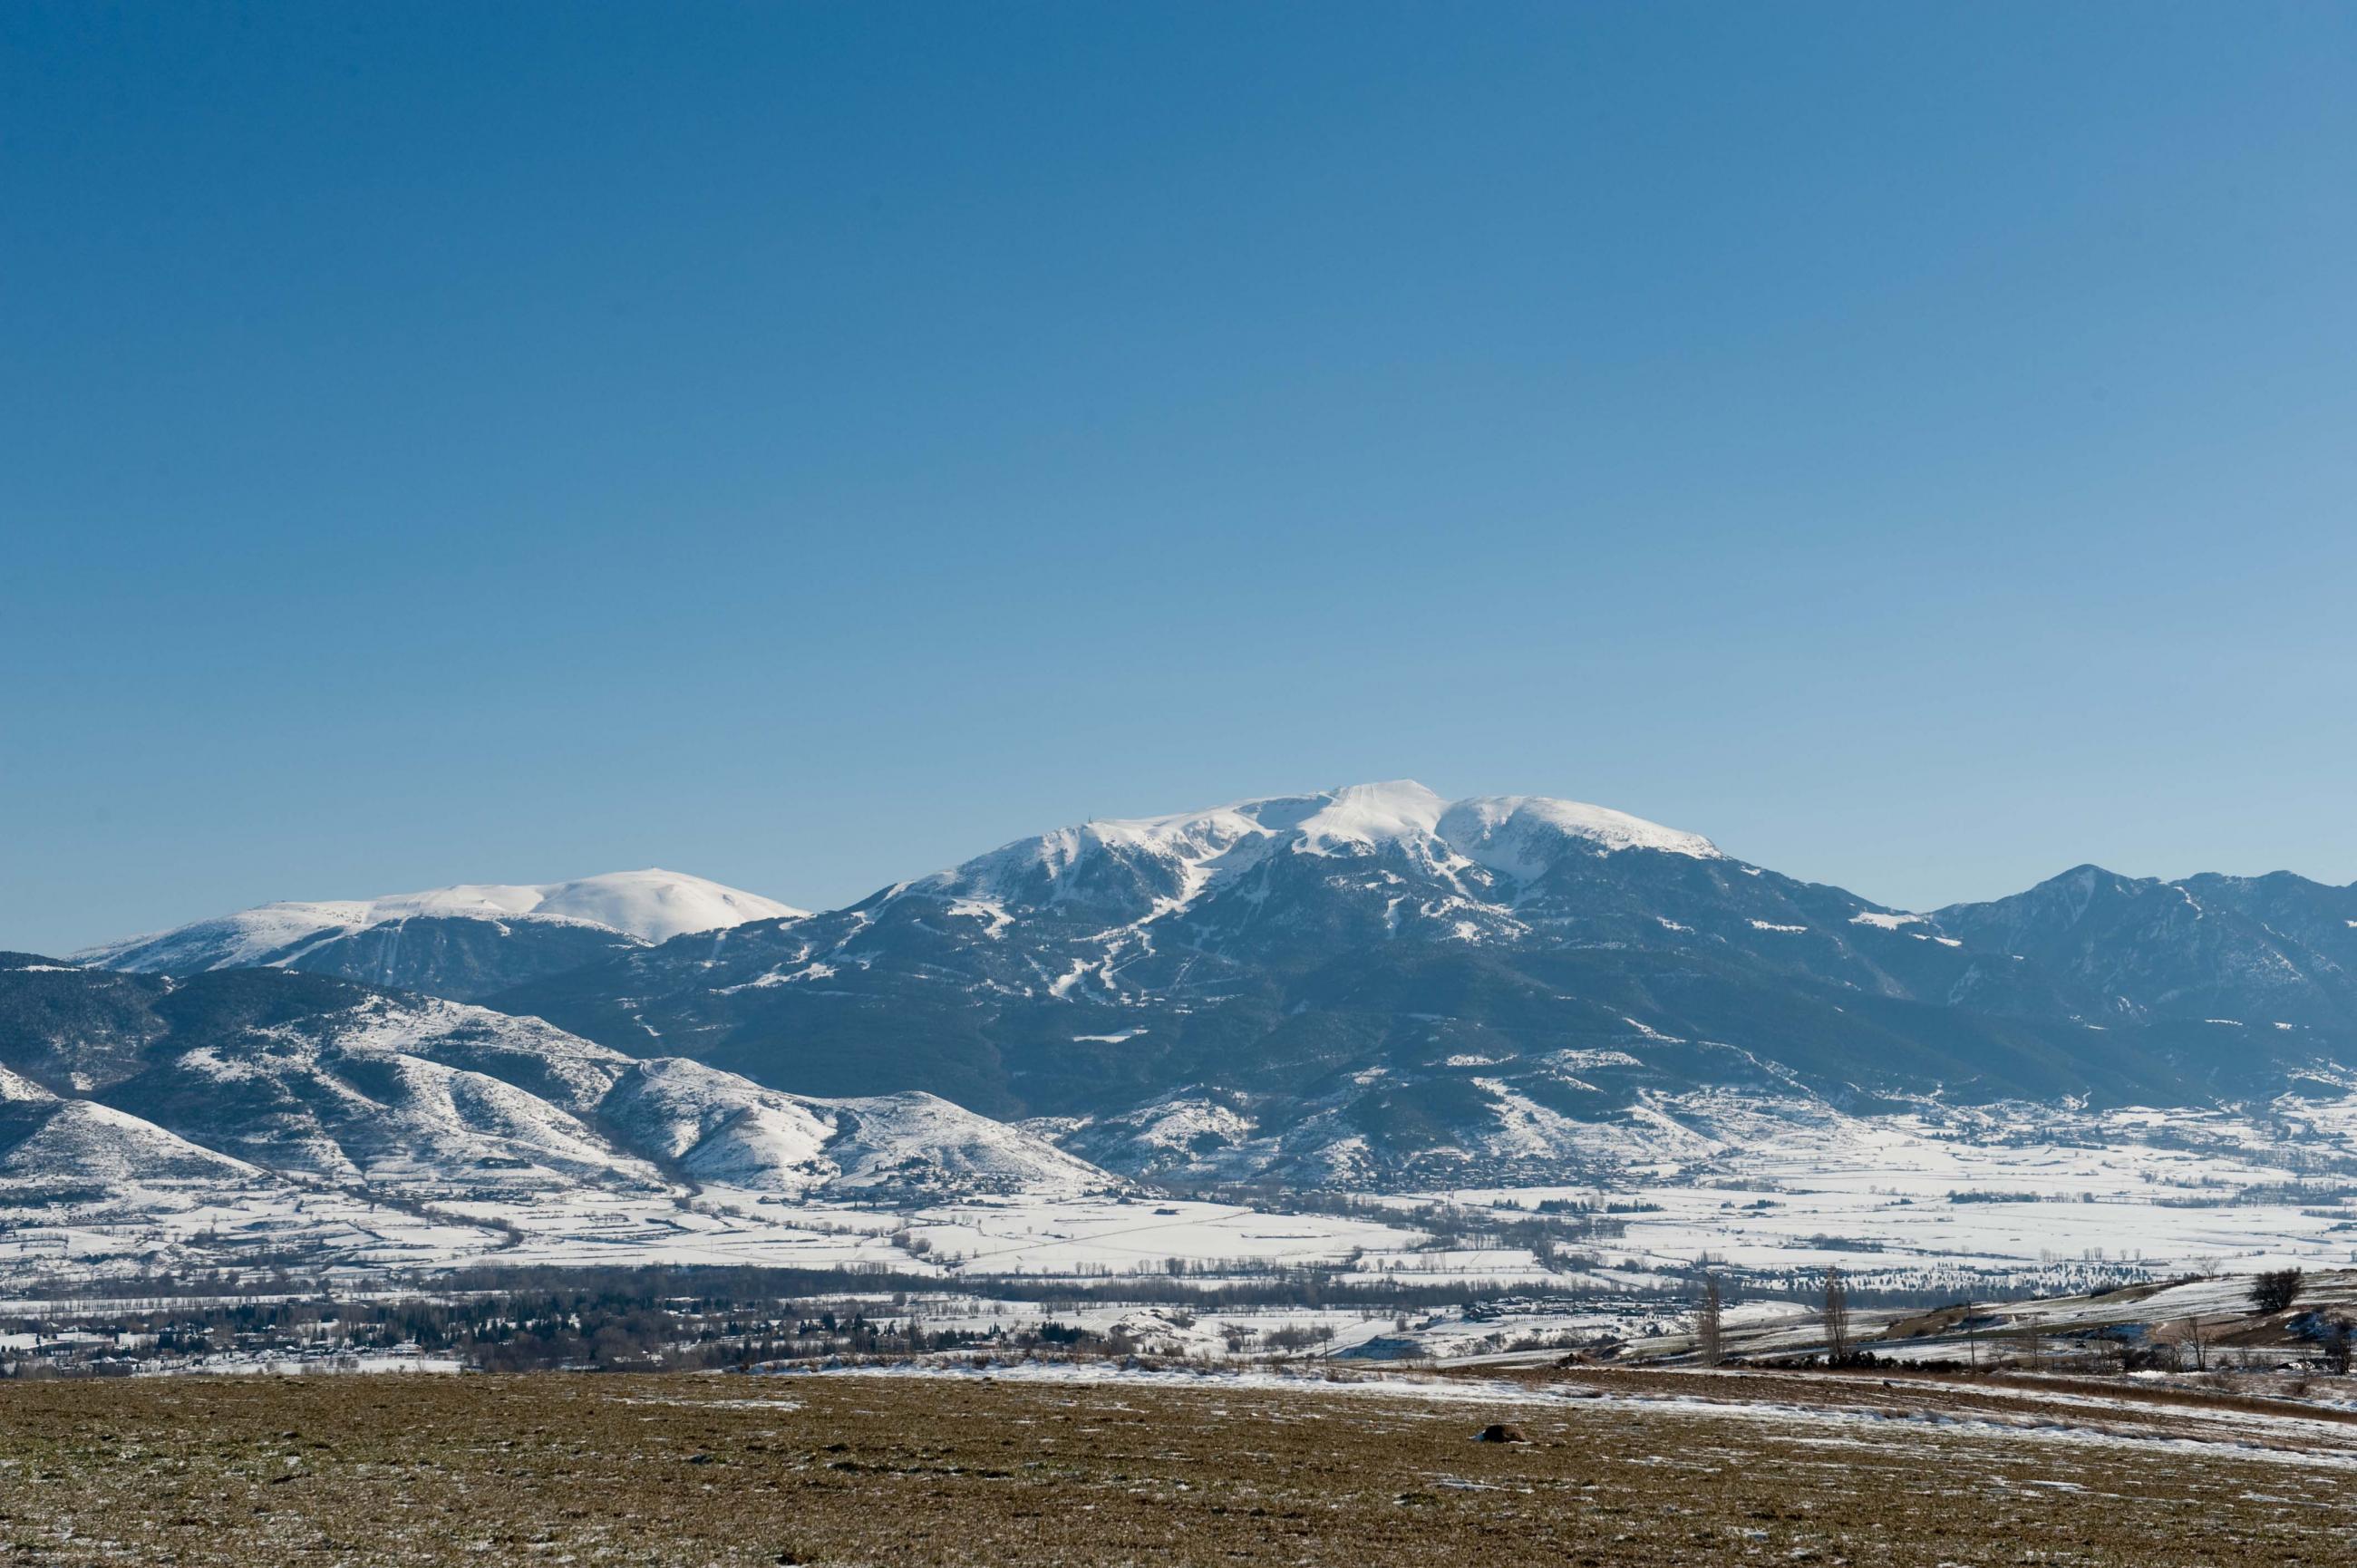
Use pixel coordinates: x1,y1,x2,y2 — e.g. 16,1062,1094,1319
40,781,2355,1191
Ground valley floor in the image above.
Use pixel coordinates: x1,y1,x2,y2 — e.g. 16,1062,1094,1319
13,1090,2357,1298
2,1364,2353,1565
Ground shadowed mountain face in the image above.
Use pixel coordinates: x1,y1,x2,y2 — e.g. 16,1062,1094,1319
464,785,2353,1178
1932,866,2357,1031
113,915,647,1004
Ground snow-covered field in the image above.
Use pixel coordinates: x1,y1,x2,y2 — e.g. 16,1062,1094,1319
0,1184,1429,1285
1423,1092,2357,1282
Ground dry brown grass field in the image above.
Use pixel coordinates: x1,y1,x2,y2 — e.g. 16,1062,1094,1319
0,1366,2352,1565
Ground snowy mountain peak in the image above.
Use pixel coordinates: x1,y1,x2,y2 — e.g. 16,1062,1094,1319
75,870,806,1000
939,779,1717,905
1108,779,1717,866
1437,793,1722,867
1295,779,1451,851
82,869,803,966
1094,779,1448,847
235,867,810,944
461,869,809,943
956,782,1715,881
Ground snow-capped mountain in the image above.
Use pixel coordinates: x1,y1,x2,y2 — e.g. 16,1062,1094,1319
0,955,1114,1226
77,870,806,1002
41,780,2357,1192
480,780,2357,1184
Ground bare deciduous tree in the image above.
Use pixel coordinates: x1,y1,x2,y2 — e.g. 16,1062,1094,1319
2167,1315,2210,1372
1821,1265,1851,1365
1695,1273,1723,1368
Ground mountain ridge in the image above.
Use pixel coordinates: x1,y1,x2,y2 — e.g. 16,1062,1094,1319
76,869,807,1002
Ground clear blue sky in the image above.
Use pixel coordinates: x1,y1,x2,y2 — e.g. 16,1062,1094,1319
5,2,2354,953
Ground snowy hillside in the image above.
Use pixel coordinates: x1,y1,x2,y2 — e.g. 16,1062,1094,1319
0,1065,260,1186
602,1059,1109,1199
0,961,1123,1280
75,870,806,1002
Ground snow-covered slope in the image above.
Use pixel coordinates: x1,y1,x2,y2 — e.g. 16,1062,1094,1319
75,870,807,1002
602,1057,838,1187
131,995,667,1189
820,1089,1113,1197
1437,792,1722,872
425,870,808,943
602,1059,1107,1199
0,1065,261,1186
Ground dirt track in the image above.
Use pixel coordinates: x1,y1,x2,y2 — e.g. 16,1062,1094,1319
0,1367,2351,1564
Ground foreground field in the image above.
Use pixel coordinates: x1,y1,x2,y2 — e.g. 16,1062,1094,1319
0,1366,2352,1565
